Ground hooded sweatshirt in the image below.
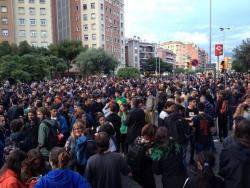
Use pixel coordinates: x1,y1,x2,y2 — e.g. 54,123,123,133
219,141,250,188
0,169,25,188
35,169,90,188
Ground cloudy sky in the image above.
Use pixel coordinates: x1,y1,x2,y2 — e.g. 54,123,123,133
125,0,250,56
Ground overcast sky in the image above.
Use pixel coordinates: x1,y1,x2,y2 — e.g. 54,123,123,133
125,0,250,56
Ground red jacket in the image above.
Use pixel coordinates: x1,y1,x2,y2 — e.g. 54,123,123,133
0,169,25,188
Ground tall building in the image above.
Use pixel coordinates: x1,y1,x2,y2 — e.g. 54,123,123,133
52,0,125,67
52,0,82,43
0,0,15,43
13,0,53,47
125,37,140,69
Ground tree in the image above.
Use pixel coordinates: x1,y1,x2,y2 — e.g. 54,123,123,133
174,67,186,74
141,57,173,73
117,67,140,78
0,41,12,57
18,41,33,56
76,48,118,76
49,40,86,71
232,39,250,72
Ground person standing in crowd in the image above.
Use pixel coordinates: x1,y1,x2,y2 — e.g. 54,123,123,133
0,150,26,188
85,132,130,188
185,97,198,164
183,151,224,188
119,103,129,154
106,102,122,151
37,107,59,159
193,103,214,153
158,101,174,127
217,91,229,142
145,90,156,125
151,127,187,188
127,124,157,188
219,119,250,188
35,147,91,188
6,95,23,124
126,98,145,147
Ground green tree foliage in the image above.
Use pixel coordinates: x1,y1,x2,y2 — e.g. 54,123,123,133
49,40,85,70
141,57,173,73
174,67,186,74
76,48,117,75
0,41,68,82
117,67,140,79
232,39,250,72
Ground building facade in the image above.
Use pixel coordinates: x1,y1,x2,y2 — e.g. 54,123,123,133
161,41,208,68
157,47,176,65
125,37,140,69
161,41,188,68
13,0,53,47
0,0,15,43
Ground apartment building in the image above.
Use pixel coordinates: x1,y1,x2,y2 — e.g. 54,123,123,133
0,0,15,43
161,41,188,68
157,47,176,65
13,0,53,47
125,37,140,69
52,0,82,43
161,41,208,68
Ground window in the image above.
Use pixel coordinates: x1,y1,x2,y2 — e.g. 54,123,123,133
84,45,89,48
91,13,95,19
30,30,37,37
101,3,104,10
76,5,79,11
91,3,95,9
30,19,36,25
1,6,7,13
102,34,105,41
29,7,35,14
91,23,96,30
83,4,87,10
40,0,45,3
18,0,24,3
40,8,46,15
101,14,104,20
101,24,104,31
1,18,8,24
31,42,37,46
83,24,88,31
18,7,25,14
92,34,96,40
1,29,8,36
76,26,80,32
83,14,87,21
121,22,123,28
92,44,97,48
19,30,26,37
41,30,47,38
19,19,25,25
41,42,48,47
29,0,35,3
84,34,88,41
40,19,46,25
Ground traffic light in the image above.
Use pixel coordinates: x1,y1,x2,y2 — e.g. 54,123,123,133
186,62,192,69
220,61,225,73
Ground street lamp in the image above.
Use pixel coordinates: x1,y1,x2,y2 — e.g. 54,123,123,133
219,27,230,58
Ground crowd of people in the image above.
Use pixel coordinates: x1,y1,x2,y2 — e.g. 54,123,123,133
0,73,249,188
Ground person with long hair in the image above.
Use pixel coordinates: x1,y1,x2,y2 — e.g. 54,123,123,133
183,151,224,188
85,132,130,188
35,147,90,188
0,149,26,188
21,149,48,188
151,127,187,188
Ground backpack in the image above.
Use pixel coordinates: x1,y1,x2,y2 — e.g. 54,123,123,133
75,136,95,166
164,116,187,145
127,141,147,172
43,121,59,150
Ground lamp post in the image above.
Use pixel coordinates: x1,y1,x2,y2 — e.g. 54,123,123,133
219,27,230,58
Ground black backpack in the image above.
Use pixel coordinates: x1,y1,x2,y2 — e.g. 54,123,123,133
127,141,147,172
164,116,187,145
43,121,59,150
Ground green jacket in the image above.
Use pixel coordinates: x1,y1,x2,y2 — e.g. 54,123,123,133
38,119,55,158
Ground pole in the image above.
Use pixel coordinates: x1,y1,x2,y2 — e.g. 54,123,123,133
217,55,220,78
209,0,212,65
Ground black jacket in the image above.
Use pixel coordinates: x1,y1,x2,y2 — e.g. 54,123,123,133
125,108,145,145
219,141,250,188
